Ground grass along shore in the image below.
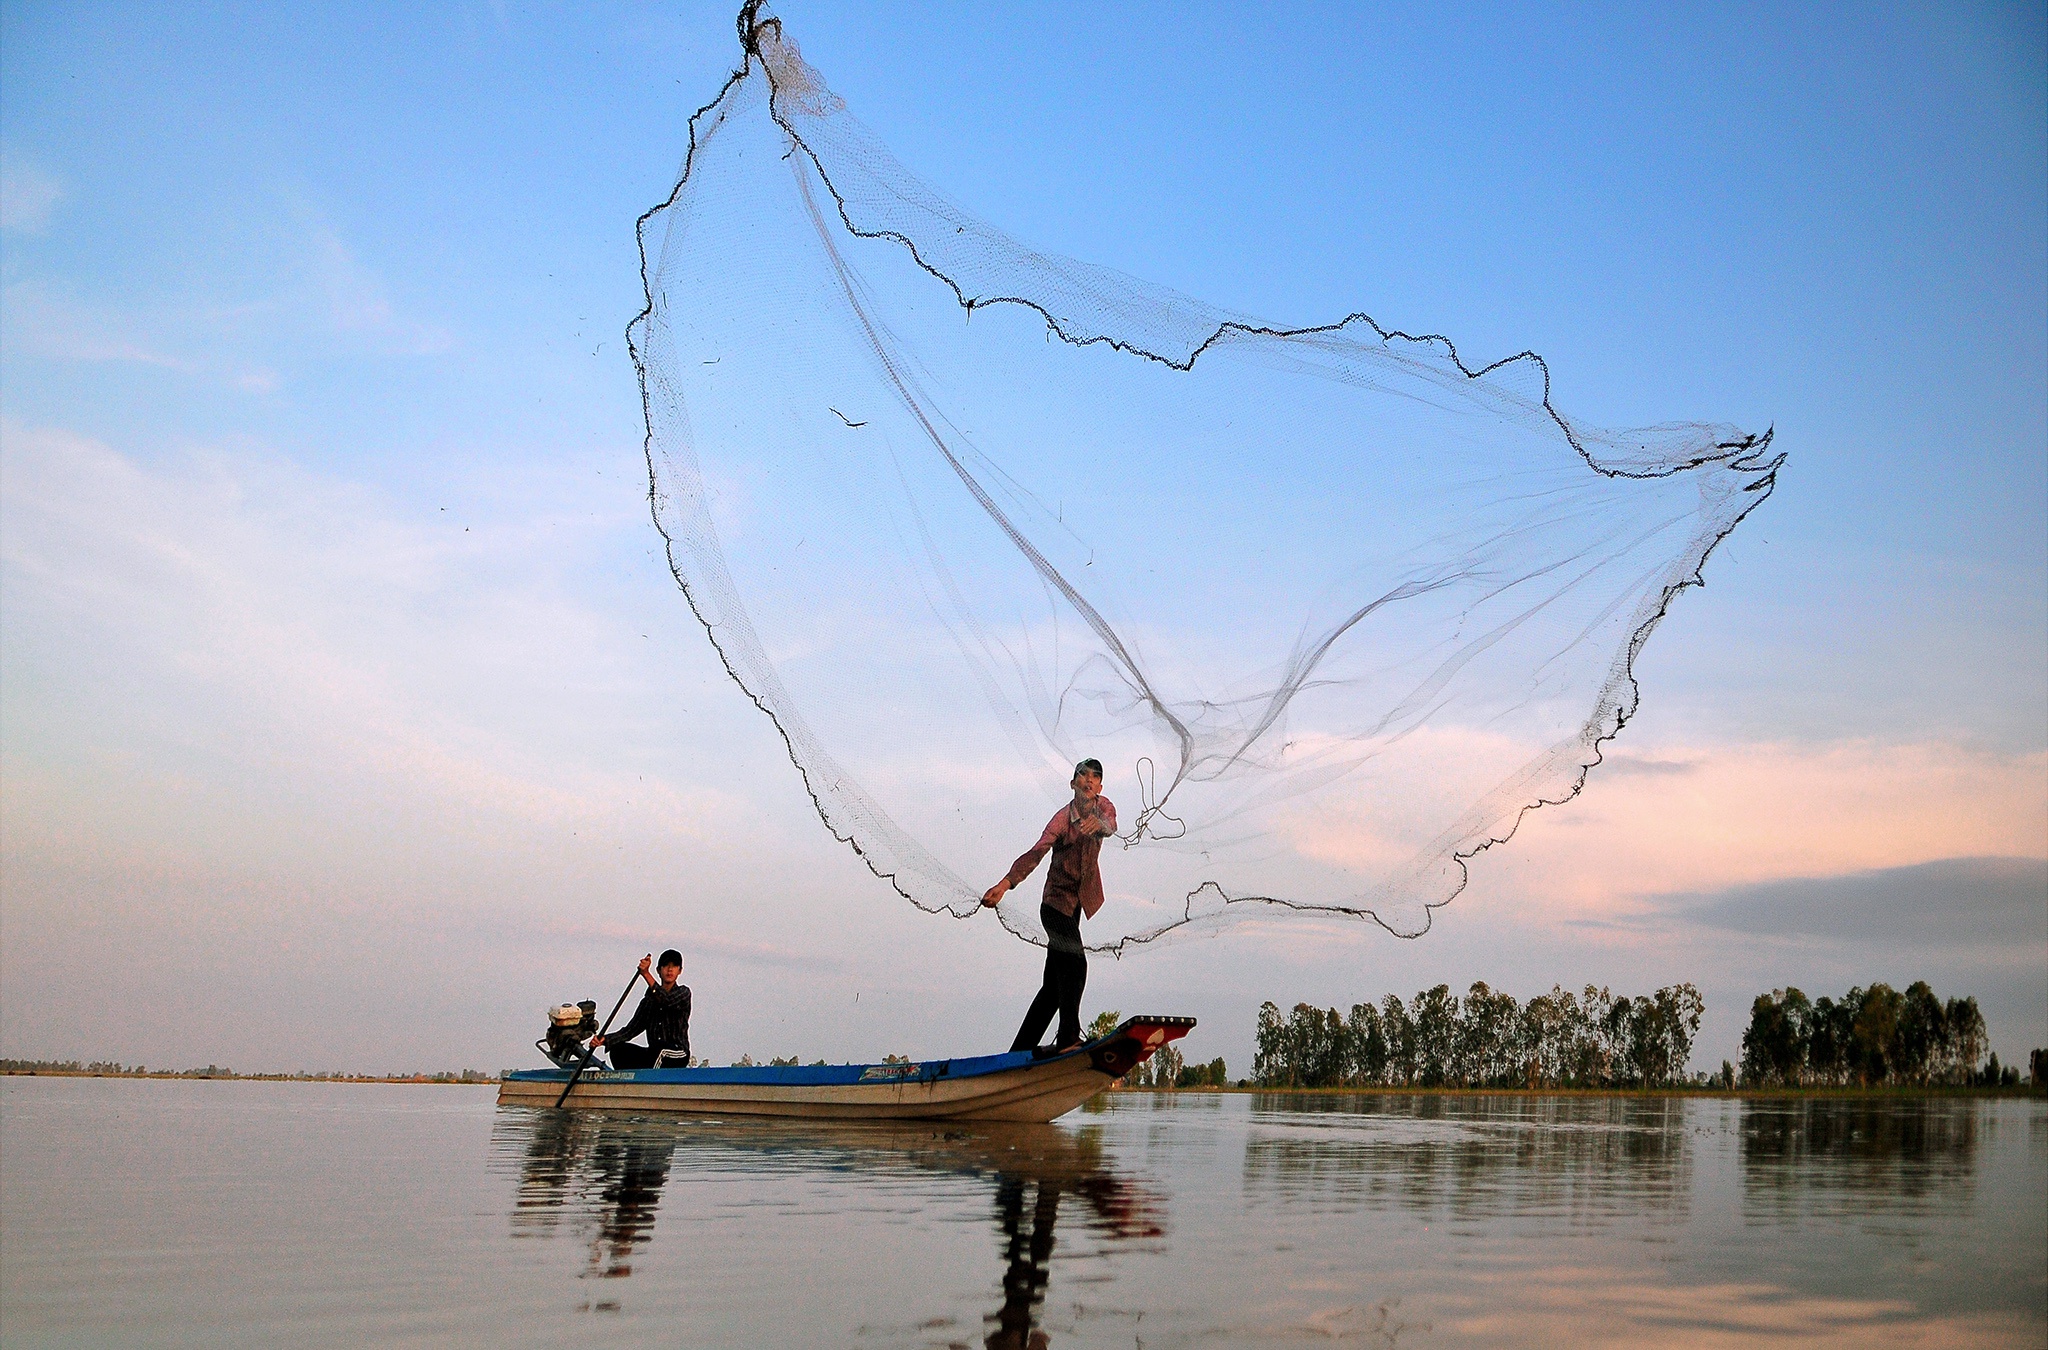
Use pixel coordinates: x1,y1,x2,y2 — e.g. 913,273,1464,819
3,1061,498,1084
1108,1082,2045,1099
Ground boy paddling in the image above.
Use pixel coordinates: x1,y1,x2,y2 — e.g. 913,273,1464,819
591,949,692,1069
983,759,1117,1054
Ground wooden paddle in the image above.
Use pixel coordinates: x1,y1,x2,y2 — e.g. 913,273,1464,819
555,964,645,1109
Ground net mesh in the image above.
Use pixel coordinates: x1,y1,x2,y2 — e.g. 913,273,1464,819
627,5,1781,951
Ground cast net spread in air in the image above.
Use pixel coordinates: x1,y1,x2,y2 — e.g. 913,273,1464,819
628,6,1780,951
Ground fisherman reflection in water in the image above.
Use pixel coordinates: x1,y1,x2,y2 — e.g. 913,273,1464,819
505,1111,1165,1336
590,949,691,1069
988,1172,1060,1350
507,1114,677,1304
578,1128,673,1289
984,759,1116,1054
984,1145,1165,1349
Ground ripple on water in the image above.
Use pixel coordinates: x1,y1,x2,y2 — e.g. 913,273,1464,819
2,1079,2042,1347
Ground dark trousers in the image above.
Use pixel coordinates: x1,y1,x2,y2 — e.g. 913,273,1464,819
607,1041,685,1070
1011,904,1087,1052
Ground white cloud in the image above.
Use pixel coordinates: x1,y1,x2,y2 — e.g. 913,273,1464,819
0,214,453,389
0,154,63,233
0,417,881,1067
0,283,201,371
0,419,744,872
307,223,452,355
0,281,283,391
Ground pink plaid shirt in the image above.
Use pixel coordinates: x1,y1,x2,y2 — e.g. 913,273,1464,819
1003,797,1117,919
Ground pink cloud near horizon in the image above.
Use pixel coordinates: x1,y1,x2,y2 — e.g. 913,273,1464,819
1471,739,2046,919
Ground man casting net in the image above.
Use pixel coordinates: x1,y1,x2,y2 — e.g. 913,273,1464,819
628,5,1781,952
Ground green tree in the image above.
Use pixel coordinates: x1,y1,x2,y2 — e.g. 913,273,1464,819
1943,997,1986,1083
1573,986,1615,1085
1459,981,1521,1086
1599,991,1639,1085
1636,984,1705,1086
1253,1001,1288,1086
1380,994,1416,1086
1282,1003,1315,1085
1519,989,1569,1087
1412,985,1460,1087
1313,1007,1349,1087
1849,984,1904,1085
1806,996,1851,1085
1281,1004,1349,1088
1149,1042,1184,1088
1347,1002,1387,1085
1897,982,1946,1085
1740,988,1811,1086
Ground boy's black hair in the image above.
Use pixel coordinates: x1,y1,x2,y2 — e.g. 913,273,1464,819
658,948,684,969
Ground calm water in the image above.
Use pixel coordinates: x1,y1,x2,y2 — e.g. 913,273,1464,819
2,1080,2042,1347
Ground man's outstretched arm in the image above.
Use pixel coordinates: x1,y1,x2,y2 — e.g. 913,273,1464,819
983,812,1064,907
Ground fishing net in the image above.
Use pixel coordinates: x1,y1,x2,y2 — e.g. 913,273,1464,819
628,5,1781,950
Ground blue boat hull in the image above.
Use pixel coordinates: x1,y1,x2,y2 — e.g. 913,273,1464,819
498,1016,1195,1121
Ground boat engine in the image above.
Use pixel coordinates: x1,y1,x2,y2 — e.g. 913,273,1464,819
537,1000,599,1067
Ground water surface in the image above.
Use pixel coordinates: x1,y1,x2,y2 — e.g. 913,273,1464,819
3,1080,2041,1346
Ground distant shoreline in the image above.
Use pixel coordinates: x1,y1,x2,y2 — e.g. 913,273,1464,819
3,1067,499,1085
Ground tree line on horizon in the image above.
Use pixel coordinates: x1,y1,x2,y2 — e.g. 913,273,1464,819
1121,1039,1231,1089
1252,982,1707,1089
1739,983,2010,1087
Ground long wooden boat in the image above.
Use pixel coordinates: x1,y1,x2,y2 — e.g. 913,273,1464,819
498,1015,1194,1122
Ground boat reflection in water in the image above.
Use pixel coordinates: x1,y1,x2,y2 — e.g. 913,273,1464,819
492,1105,1165,1343
487,1093,2037,1345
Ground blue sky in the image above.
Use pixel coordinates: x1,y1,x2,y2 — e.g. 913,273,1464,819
2,2,2042,1075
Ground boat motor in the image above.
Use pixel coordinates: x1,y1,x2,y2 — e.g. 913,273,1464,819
537,1000,600,1067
